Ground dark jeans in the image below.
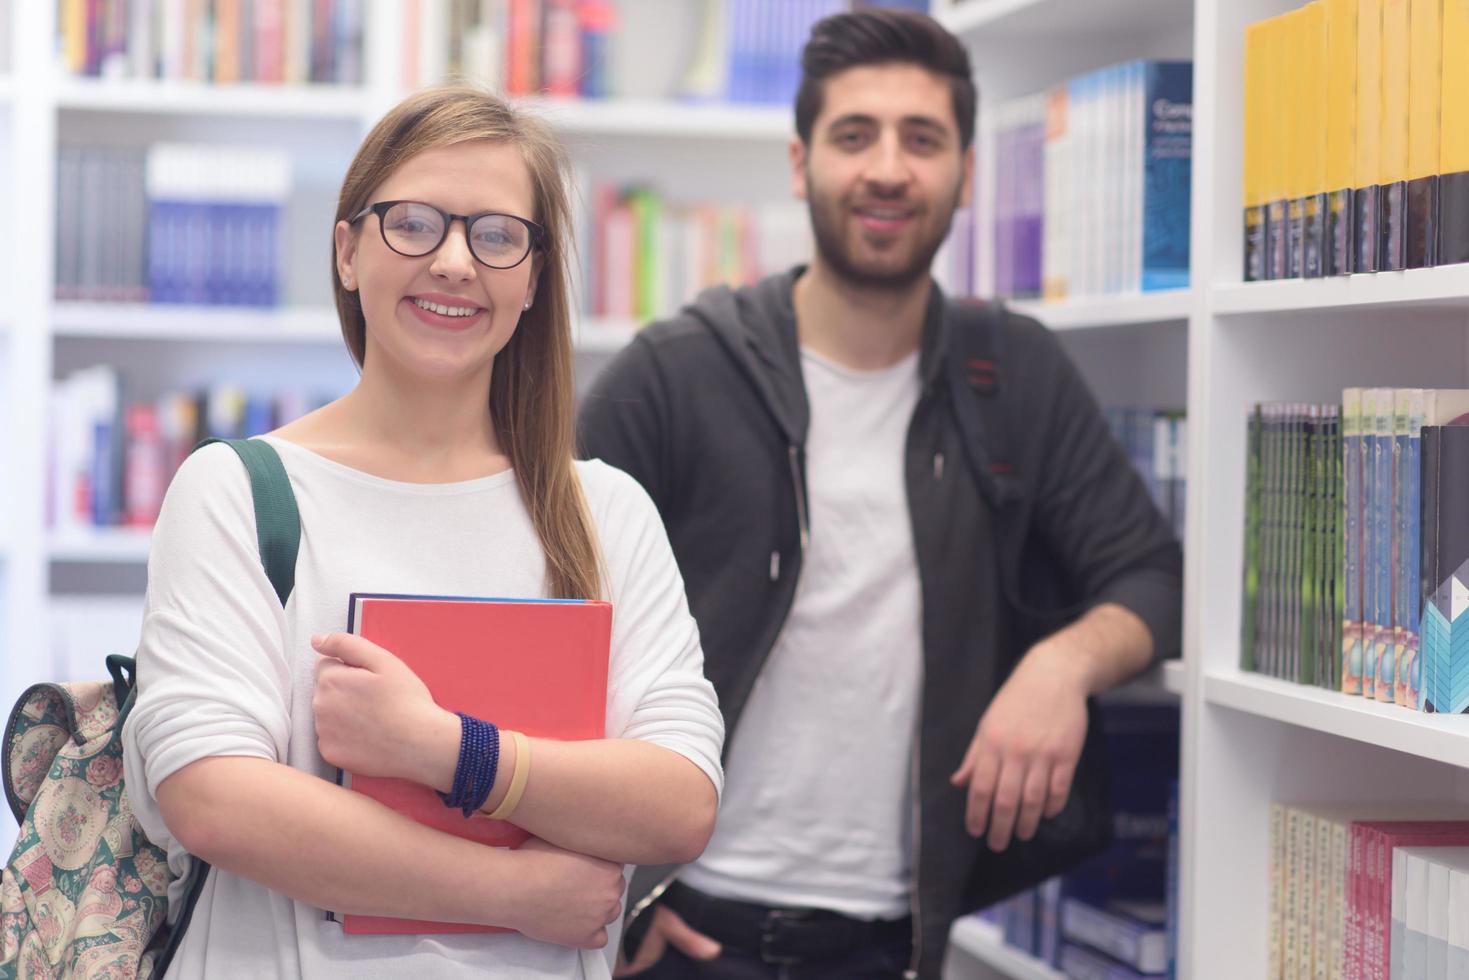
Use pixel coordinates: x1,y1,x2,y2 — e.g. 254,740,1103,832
631,941,913,979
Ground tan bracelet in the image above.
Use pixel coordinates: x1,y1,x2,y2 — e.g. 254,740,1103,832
486,730,530,821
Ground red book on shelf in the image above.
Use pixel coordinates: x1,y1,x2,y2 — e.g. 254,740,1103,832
1348,819,1469,979
332,592,611,936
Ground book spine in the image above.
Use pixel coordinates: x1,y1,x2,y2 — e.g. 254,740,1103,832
1325,0,1358,275
1405,0,1441,267
1272,803,1286,979
1142,61,1193,291
1355,0,1383,272
1441,0,1469,264
1378,0,1410,270
1345,387,1363,693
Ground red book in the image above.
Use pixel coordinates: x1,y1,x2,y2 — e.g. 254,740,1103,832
1351,820,1469,979
333,592,611,935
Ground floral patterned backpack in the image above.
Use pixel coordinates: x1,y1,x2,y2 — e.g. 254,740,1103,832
1,438,300,979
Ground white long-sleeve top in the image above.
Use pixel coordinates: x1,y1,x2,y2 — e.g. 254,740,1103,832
121,437,724,980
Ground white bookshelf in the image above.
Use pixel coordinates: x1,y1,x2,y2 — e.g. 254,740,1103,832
48,528,154,565
1212,264,1469,315
52,303,344,344
53,78,370,120
518,96,791,141
1010,289,1193,331
945,917,1065,980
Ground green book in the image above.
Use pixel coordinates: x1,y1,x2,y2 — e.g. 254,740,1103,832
1243,405,1264,672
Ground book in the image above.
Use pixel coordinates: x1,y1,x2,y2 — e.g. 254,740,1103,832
1377,0,1410,271
1418,425,1469,713
334,592,611,935
1059,942,1162,980
1324,0,1359,276
1354,0,1383,272
1447,850,1469,978
1060,898,1168,974
1355,821,1469,980
1244,20,1269,280
1405,0,1442,268
1441,0,1469,264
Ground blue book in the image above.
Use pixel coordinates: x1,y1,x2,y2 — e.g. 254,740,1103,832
1140,61,1193,292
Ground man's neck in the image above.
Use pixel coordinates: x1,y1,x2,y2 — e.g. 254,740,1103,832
793,259,931,372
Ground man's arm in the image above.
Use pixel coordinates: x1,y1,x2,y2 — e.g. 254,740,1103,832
577,334,674,506
953,318,1183,851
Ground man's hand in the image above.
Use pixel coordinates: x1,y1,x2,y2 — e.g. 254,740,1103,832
614,904,722,976
311,632,458,789
949,642,1090,852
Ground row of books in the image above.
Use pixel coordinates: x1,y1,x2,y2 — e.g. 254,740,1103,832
1239,402,1344,691
56,144,291,307
49,366,331,533
1268,803,1469,980
403,0,865,105
1106,407,1188,545
59,0,364,85
988,60,1193,303
1240,390,1469,713
983,703,1180,979
1241,0,1469,281
581,183,810,322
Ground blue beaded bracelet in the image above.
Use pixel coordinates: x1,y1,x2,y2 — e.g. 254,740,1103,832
439,713,500,817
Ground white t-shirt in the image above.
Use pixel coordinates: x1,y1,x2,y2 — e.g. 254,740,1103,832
680,347,923,920
121,437,725,980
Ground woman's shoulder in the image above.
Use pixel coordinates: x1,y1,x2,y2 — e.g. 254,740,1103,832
574,458,656,518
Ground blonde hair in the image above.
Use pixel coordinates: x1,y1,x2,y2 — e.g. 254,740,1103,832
332,86,602,600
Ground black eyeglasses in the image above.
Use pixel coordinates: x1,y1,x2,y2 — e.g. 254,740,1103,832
349,200,546,270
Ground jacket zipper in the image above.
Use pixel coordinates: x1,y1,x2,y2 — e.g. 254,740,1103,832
787,444,810,553
905,689,923,979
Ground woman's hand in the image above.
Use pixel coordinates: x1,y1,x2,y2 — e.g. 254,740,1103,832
508,836,627,949
312,632,459,789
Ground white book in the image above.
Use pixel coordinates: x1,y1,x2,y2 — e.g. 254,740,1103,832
1423,848,1469,980
1448,858,1469,979
1395,847,1429,980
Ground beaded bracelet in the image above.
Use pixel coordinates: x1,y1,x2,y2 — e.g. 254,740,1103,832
438,712,500,817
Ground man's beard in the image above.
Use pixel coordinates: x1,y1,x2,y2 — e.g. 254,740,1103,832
806,179,962,292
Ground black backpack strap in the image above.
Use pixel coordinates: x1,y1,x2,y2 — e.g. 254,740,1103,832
153,437,301,975
945,298,1023,509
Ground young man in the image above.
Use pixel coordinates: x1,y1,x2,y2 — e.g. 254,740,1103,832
578,9,1182,979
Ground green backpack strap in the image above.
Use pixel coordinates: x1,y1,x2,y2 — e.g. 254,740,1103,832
195,437,300,607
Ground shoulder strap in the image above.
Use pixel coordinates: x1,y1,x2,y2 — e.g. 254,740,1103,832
945,298,1023,508
195,437,300,607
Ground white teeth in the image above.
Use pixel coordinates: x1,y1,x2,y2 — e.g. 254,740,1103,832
413,298,479,317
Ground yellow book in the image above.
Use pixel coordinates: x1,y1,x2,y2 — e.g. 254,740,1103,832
1300,2,1330,278
1442,0,1469,263
1325,0,1359,275
1266,14,1293,279
1284,8,1307,279
1355,0,1384,270
1379,0,1410,268
1406,0,1442,266
1245,20,1269,281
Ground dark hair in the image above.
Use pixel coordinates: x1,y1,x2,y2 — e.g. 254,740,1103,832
795,8,977,150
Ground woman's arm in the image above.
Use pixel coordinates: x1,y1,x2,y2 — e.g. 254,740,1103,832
312,631,718,867
156,755,626,948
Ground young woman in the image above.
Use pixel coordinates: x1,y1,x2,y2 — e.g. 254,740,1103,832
121,86,724,980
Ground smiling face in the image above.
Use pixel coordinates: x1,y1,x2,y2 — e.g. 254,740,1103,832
792,62,973,291
333,139,541,388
